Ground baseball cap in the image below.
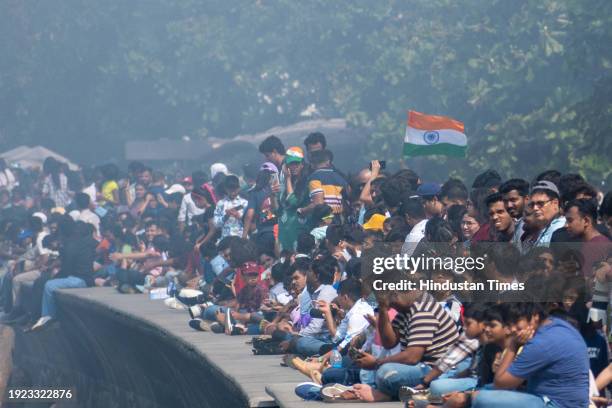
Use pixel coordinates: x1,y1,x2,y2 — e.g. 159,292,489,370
18,230,33,241
210,163,228,179
165,184,186,195
416,182,441,197
32,212,47,224
260,162,279,173
363,214,386,231
530,180,560,198
182,176,193,185
285,146,305,164
51,207,66,215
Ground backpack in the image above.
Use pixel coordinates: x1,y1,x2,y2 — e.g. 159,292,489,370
251,335,284,355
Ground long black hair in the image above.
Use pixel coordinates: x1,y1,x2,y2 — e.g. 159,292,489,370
43,157,62,187
254,170,273,192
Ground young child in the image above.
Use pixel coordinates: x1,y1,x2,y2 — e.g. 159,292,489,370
213,175,248,238
215,268,268,335
423,303,489,397
309,204,333,245
481,304,510,386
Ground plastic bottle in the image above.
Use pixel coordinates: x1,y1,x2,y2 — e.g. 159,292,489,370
330,347,342,369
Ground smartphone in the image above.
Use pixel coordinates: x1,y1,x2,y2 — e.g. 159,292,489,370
269,172,280,186
348,347,365,360
369,160,386,170
231,205,244,211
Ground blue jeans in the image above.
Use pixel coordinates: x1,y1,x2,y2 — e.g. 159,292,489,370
201,304,261,334
322,367,362,386
429,377,478,397
42,276,87,318
293,336,332,357
473,390,560,408
429,357,476,396
375,363,432,398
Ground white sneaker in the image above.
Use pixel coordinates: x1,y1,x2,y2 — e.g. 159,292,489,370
178,288,203,298
30,316,52,331
225,307,233,334
164,297,185,310
189,304,202,319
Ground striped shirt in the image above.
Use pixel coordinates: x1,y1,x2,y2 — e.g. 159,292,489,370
391,292,460,363
307,168,347,214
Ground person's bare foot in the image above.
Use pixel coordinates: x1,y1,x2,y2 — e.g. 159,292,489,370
352,384,391,402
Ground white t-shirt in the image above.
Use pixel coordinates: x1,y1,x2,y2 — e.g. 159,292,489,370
178,193,206,225
0,169,16,191
334,298,374,345
70,209,101,236
82,183,97,204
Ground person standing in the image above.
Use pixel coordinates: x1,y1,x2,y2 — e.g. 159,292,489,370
298,150,347,223
278,147,309,251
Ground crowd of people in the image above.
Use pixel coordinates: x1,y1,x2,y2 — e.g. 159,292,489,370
0,132,611,407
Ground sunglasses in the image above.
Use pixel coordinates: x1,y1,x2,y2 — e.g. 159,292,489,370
527,199,552,209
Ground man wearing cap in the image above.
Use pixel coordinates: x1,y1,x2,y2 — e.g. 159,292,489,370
181,176,193,193
178,173,208,233
417,183,445,219
513,180,566,254
210,163,228,180
363,214,386,232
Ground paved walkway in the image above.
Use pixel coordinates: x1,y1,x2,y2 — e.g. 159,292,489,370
57,287,401,408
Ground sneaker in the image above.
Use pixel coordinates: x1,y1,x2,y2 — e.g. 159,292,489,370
294,382,322,401
210,322,224,334
164,297,185,310
176,289,205,306
398,386,432,403
29,316,53,331
188,304,203,319
117,284,136,294
188,318,210,332
224,308,233,335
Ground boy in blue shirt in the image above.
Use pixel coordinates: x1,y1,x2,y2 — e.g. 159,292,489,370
471,302,589,408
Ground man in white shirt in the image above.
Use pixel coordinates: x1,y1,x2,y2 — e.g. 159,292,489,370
318,278,373,347
401,196,428,256
178,191,206,231
69,193,100,236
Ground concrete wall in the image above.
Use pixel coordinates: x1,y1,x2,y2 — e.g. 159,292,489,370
11,291,249,408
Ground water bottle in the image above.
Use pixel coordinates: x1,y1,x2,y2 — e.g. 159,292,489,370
167,280,177,297
330,347,342,369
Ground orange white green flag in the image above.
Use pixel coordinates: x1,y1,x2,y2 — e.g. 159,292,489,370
403,110,467,157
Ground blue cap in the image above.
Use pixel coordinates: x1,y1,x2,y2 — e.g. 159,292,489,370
18,230,33,241
416,182,441,197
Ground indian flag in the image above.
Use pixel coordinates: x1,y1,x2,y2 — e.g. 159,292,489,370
403,110,467,157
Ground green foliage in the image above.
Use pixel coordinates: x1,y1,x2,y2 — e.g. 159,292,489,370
0,0,609,183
